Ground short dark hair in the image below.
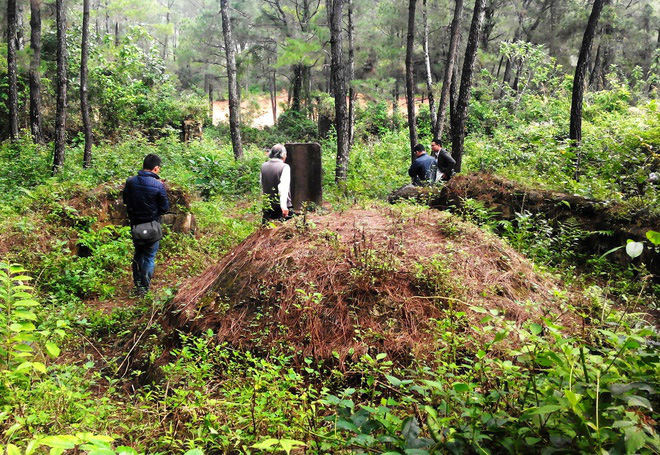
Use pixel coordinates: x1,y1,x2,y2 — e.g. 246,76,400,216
143,154,162,170
431,138,442,147
414,144,426,153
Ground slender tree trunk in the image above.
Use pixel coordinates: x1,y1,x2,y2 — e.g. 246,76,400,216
29,0,43,143
7,0,19,139
327,0,349,183
81,0,93,168
291,64,304,112
501,16,522,95
569,0,605,146
435,0,464,139
270,70,277,125
114,21,120,46
451,0,486,173
405,0,418,161
422,0,437,138
53,0,68,174
393,79,400,119
347,0,356,145
589,43,602,89
16,2,25,50
105,0,109,35
163,9,170,60
220,0,243,159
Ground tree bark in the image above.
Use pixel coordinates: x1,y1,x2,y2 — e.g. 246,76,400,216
569,0,605,145
16,1,25,50
81,0,93,168
220,0,244,159
291,64,304,112
435,0,464,140
270,70,277,125
405,0,418,161
451,0,486,173
29,0,43,143
327,0,349,183
422,0,437,139
53,0,68,174
347,0,356,145
7,0,19,139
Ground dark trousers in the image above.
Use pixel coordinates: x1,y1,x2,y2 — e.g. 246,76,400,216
132,240,160,291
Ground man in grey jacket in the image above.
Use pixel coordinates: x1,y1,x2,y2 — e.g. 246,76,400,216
260,144,293,223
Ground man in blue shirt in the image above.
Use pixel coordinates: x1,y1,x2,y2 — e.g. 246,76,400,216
123,154,169,295
408,144,436,186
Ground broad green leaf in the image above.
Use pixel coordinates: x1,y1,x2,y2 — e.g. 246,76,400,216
252,438,280,450
626,395,652,409
279,439,305,455
116,447,139,455
39,435,79,449
45,342,61,358
87,449,115,455
32,362,47,373
625,241,644,258
6,444,21,455
625,427,645,454
531,405,562,415
376,353,387,360
183,450,204,455
529,323,543,336
646,230,660,246
14,310,37,321
453,382,470,392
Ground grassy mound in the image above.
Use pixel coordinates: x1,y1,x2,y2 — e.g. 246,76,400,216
163,206,578,364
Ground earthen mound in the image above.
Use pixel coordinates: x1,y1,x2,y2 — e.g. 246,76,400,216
164,207,576,364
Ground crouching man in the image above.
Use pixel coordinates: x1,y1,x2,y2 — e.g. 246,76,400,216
123,154,169,295
260,144,293,223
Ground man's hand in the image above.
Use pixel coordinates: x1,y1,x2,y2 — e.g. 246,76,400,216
282,208,289,217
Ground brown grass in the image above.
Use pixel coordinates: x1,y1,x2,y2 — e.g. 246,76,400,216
163,207,578,366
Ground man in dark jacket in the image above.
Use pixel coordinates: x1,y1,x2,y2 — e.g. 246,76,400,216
123,154,169,295
431,138,456,182
408,144,436,185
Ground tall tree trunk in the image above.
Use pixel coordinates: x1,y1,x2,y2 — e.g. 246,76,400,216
114,21,120,46
435,0,464,139
53,0,68,174
347,0,356,145
589,43,602,89
569,0,605,146
405,0,418,161
16,1,25,50
291,64,304,112
220,0,243,159
81,0,93,168
451,0,486,173
29,0,43,143
501,15,523,95
270,70,277,125
327,0,349,183
163,9,170,60
7,0,19,139
422,0,437,138
481,0,496,51
105,0,109,35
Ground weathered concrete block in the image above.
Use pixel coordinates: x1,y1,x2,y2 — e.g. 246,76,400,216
285,143,323,212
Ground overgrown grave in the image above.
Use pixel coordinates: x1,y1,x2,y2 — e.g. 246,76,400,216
155,207,581,373
389,173,659,278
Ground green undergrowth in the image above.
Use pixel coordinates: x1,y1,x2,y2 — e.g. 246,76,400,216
0,84,658,453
